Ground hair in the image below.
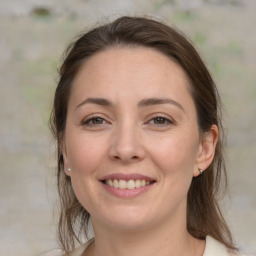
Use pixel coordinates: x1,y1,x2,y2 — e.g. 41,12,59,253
50,16,237,254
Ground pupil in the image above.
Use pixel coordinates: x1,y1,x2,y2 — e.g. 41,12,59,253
155,117,165,124
93,117,102,124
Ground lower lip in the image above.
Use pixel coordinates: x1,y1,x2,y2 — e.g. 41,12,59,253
101,182,155,198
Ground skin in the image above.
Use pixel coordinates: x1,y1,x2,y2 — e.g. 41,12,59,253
62,47,218,256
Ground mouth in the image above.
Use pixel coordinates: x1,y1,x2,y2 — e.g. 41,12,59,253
101,179,156,190
99,173,157,196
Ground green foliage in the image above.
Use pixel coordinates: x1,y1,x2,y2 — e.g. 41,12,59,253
216,41,243,57
193,32,207,45
211,60,226,79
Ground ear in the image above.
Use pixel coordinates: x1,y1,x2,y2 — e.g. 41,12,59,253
193,125,218,177
61,138,72,177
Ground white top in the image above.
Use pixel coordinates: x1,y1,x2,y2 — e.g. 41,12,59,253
66,236,244,256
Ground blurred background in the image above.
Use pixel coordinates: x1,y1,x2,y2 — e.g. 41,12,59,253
0,0,255,255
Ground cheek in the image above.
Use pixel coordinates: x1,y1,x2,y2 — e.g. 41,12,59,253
147,131,199,176
66,132,106,174
65,133,107,212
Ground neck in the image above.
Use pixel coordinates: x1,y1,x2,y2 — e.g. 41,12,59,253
87,210,199,256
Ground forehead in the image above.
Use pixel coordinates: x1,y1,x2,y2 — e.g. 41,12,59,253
71,46,194,108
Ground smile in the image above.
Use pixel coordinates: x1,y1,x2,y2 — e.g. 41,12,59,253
100,173,156,198
102,179,154,190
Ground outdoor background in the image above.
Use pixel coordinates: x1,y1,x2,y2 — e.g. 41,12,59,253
0,0,255,255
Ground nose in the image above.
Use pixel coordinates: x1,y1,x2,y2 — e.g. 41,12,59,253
109,123,146,163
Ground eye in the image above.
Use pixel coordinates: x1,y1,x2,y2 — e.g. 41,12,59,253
146,115,174,127
82,116,107,126
150,117,171,125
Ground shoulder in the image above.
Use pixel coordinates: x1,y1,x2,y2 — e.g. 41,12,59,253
204,236,249,256
66,239,94,256
40,239,94,256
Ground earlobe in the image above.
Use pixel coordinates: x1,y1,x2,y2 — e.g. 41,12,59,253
193,125,218,177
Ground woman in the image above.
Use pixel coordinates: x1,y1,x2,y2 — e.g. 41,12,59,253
50,16,243,256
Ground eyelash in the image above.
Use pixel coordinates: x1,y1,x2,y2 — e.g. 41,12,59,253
81,114,174,127
81,115,108,126
147,116,173,126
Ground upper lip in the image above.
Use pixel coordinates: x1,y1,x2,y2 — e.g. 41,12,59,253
100,173,155,181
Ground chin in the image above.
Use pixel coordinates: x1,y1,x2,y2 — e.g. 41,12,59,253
93,206,155,231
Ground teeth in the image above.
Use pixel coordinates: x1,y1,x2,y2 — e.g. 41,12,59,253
127,180,135,189
105,179,152,189
119,179,127,189
135,179,141,188
113,179,119,188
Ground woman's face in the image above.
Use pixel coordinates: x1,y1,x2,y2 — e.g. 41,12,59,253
63,47,213,231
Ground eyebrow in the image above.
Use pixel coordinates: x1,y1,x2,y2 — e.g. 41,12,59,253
138,98,184,111
75,98,114,110
75,97,184,112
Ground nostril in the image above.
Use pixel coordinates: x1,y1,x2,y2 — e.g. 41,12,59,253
112,154,140,161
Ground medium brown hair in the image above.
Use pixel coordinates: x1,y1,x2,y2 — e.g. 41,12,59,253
50,16,236,254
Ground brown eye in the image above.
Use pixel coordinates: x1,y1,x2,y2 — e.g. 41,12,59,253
83,117,106,125
91,117,104,124
149,117,172,125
